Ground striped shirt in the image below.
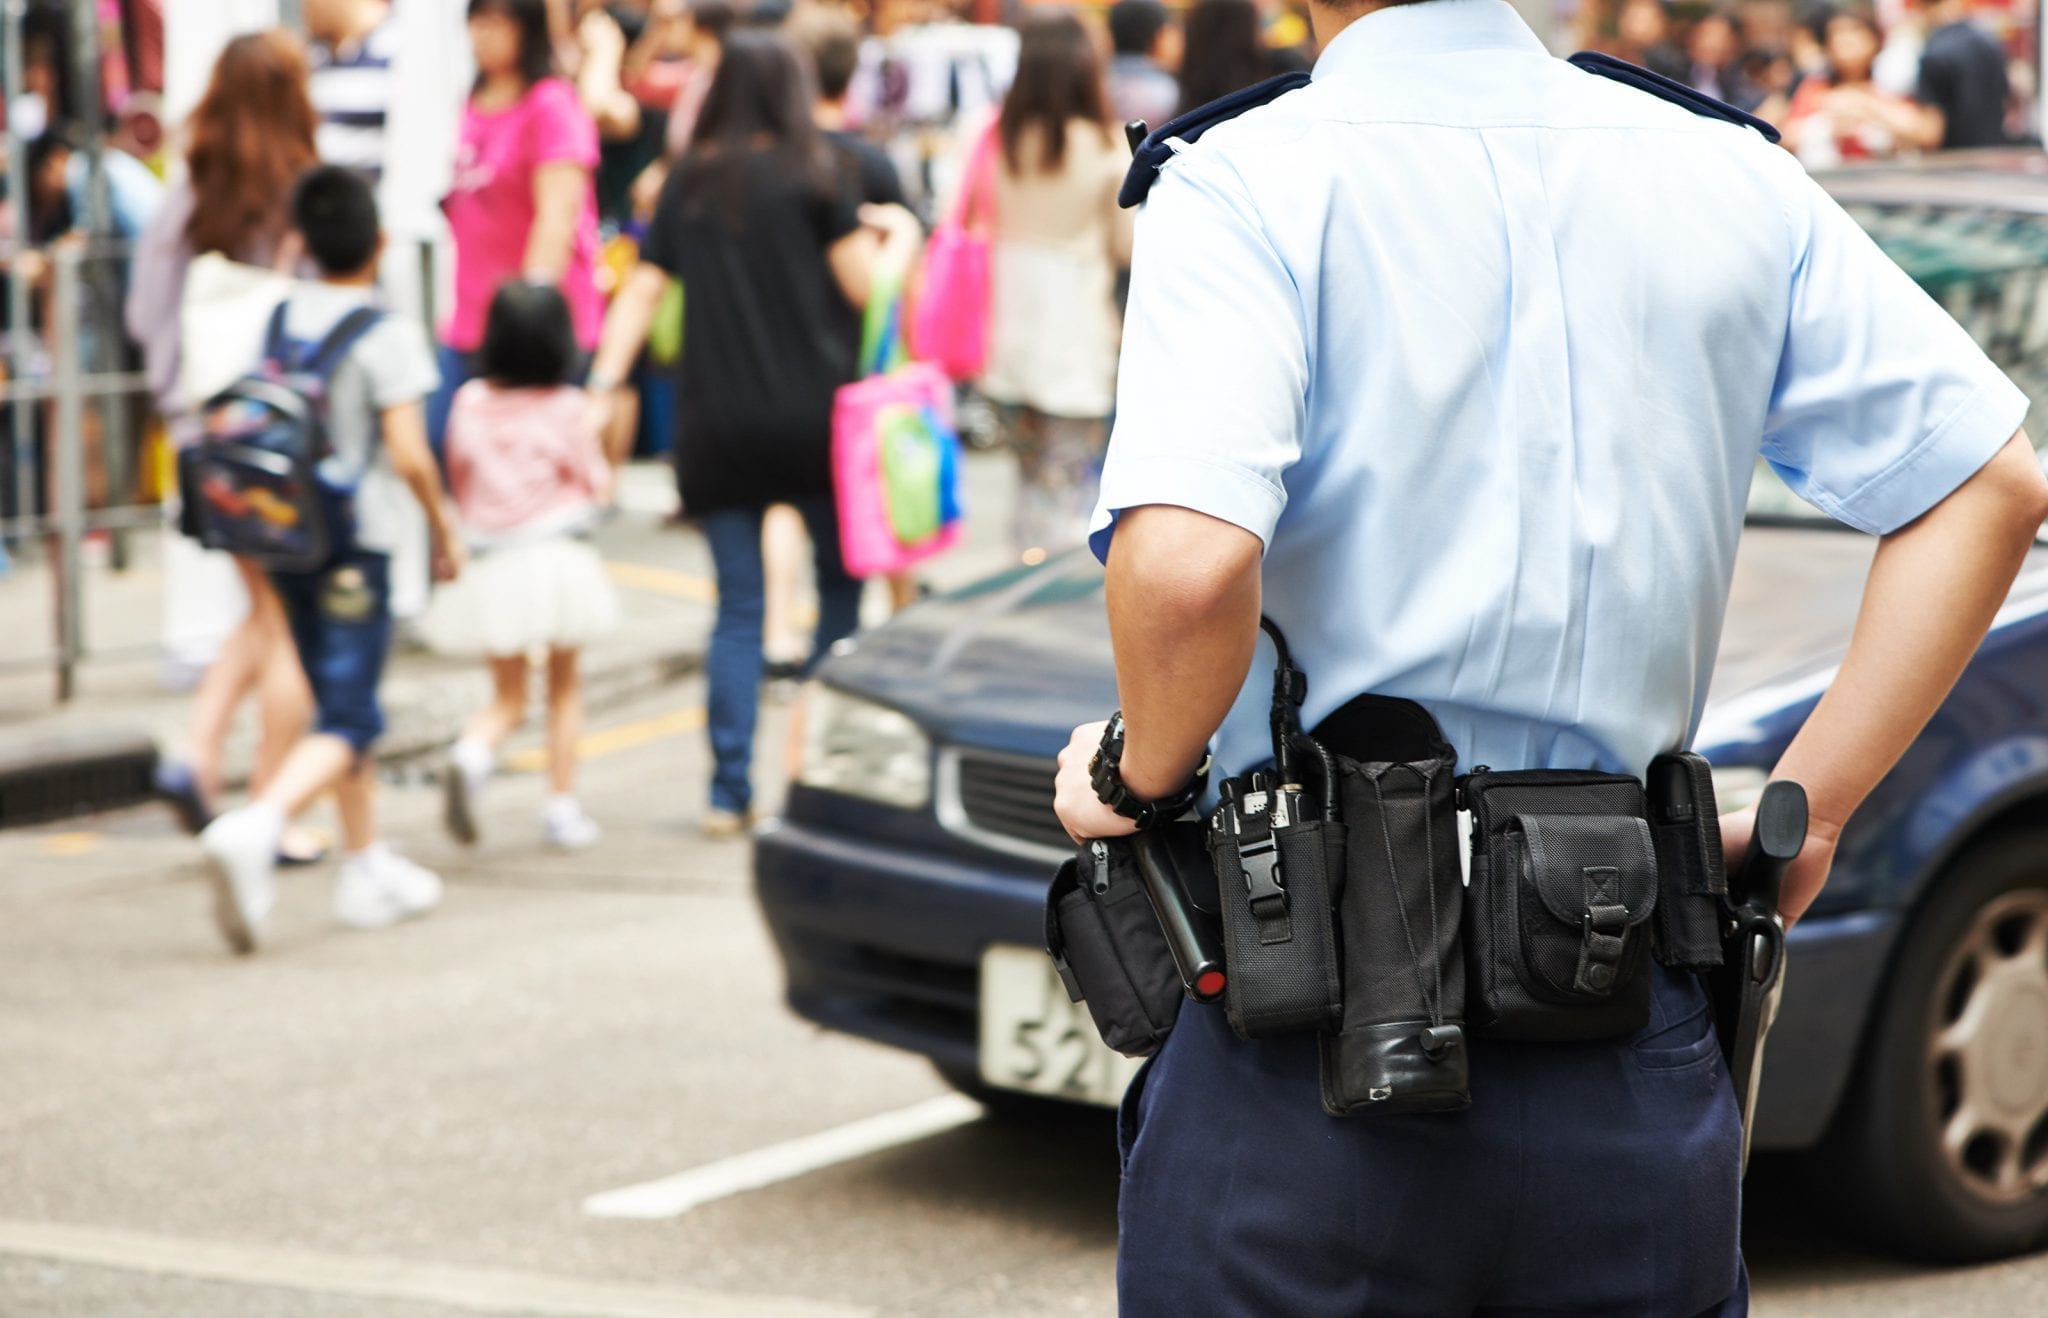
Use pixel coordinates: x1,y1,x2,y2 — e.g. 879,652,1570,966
309,18,399,180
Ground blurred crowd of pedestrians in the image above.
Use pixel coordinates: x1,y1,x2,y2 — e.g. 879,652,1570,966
1576,0,2028,164
2,0,2037,956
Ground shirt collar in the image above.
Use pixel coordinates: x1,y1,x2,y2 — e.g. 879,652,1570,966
1314,0,1549,75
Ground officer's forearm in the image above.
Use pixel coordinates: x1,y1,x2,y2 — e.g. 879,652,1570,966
1104,506,1265,799
1774,430,2048,836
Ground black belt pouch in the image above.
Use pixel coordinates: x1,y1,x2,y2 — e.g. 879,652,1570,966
1207,792,1345,1039
1316,698,1471,1116
1462,771,1659,1042
1646,752,1727,971
1044,838,1183,1058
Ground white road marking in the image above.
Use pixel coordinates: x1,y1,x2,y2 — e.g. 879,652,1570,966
0,1218,870,1318
583,1094,985,1221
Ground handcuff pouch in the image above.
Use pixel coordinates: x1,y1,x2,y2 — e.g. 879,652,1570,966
1044,838,1182,1058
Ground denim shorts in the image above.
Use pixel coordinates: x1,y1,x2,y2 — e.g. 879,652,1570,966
271,546,393,754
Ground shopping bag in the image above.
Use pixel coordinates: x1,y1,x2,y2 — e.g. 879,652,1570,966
910,121,997,382
835,274,964,578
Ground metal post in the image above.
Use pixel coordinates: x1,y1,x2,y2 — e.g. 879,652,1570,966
69,0,133,569
3,0,34,555
51,244,82,702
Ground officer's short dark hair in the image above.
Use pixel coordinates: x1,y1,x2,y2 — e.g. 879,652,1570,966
1110,0,1172,57
290,165,380,276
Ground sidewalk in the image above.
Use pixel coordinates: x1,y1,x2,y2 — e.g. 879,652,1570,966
0,455,1025,793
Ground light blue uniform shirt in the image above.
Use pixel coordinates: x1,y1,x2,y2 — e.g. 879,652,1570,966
1090,0,2029,779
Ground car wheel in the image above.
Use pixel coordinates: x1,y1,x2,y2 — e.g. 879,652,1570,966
1816,832,2048,1261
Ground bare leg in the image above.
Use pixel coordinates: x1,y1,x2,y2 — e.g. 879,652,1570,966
885,571,919,613
545,647,583,796
762,503,810,664
463,653,531,751
186,557,285,804
246,568,312,795
254,733,356,823
332,754,378,853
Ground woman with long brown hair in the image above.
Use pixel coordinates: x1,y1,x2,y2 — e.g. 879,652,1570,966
978,10,1133,559
126,30,322,859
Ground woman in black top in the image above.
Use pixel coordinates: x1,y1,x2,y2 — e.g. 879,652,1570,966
590,30,921,833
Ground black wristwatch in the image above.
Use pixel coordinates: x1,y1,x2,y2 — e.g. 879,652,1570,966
1089,712,1211,830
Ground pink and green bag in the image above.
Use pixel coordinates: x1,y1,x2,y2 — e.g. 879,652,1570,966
833,273,964,579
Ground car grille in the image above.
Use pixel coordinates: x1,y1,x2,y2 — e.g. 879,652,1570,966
940,750,1071,863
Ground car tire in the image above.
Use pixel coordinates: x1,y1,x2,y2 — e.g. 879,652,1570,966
1813,831,2048,1262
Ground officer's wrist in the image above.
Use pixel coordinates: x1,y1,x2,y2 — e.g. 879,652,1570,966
1119,750,1204,803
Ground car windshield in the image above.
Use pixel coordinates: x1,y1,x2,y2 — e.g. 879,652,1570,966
1746,196,2048,528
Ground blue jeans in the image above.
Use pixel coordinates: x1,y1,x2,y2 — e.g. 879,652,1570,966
426,344,479,466
699,497,863,814
1117,963,1747,1316
270,547,393,754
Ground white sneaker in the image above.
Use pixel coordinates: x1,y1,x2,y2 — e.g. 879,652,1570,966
198,805,283,955
334,844,444,930
543,796,601,850
443,739,493,846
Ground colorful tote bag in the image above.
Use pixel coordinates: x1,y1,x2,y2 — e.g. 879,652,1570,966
910,122,998,383
834,274,965,579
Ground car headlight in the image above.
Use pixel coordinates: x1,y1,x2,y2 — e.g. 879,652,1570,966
1709,764,1769,813
797,683,932,809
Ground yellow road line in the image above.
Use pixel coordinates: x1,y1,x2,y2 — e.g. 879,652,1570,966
502,706,705,775
604,561,715,603
36,832,102,858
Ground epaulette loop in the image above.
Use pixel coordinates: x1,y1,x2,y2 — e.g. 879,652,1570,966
1568,51,1781,144
1118,72,1314,209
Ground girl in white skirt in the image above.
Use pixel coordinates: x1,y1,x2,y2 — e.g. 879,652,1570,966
425,280,620,849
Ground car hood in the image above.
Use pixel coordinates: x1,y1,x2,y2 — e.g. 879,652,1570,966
823,529,2048,758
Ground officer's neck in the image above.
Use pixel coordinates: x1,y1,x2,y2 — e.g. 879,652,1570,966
1310,0,1426,47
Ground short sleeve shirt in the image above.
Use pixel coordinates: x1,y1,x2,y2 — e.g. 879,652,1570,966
640,151,862,512
287,281,441,555
1916,21,2010,149
1093,0,2027,779
443,78,603,351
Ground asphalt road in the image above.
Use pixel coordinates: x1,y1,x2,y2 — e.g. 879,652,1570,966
3,680,2046,1317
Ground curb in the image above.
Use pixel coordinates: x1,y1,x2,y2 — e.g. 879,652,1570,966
0,645,705,831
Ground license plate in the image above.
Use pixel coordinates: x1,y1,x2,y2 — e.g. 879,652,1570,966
978,944,1144,1106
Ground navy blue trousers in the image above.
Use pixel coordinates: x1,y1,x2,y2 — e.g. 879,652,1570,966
1117,963,1747,1316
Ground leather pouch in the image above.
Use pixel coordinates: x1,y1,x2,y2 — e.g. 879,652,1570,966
1044,839,1183,1059
1463,771,1659,1041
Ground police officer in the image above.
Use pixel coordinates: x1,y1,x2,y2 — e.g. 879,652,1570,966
1050,0,2048,1312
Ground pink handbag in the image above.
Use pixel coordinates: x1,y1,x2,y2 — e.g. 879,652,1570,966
911,123,998,383
835,275,965,579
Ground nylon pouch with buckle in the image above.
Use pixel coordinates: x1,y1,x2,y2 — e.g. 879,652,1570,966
1316,696,1471,1116
1462,770,1659,1042
1206,622,1344,1038
1044,838,1183,1058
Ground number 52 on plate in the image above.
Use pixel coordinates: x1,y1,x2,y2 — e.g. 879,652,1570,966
978,944,1145,1107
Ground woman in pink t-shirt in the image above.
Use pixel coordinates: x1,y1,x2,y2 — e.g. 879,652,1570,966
430,0,603,452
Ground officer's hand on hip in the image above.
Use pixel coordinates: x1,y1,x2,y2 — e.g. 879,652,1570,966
1718,803,1842,929
1055,721,1140,845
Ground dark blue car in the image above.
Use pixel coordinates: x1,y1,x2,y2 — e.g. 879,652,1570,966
755,153,2048,1262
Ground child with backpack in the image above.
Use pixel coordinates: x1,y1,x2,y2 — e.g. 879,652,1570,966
424,280,619,850
196,166,461,953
